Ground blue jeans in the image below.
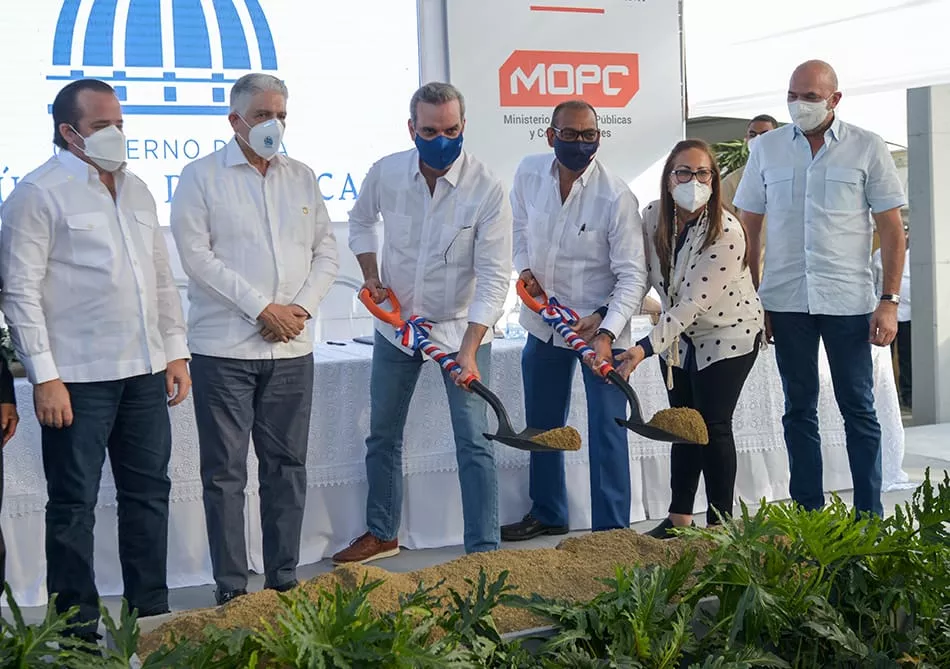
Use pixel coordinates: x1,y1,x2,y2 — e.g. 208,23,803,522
41,373,172,633
522,334,631,530
770,312,883,516
365,331,499,553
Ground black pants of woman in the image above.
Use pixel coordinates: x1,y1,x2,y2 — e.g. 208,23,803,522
659,342,758,525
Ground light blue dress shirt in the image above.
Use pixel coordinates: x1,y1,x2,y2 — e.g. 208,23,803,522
734,117,906,316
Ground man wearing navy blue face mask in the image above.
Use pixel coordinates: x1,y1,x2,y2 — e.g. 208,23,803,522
503,100,647,541
336,82,512,565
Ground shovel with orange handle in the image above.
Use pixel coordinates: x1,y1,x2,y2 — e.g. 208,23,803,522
516,279,707,445
358,287,571,452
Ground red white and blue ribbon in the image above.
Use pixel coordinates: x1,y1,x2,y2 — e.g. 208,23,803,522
396,315,462,377
532,296,611,376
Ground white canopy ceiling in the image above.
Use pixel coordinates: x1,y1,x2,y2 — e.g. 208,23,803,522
683,0,950,145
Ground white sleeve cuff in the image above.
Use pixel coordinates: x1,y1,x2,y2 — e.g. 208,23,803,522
601,312,628,340
23,351,59,385
163,335,191,363
237,290,270,325
468,301,501,329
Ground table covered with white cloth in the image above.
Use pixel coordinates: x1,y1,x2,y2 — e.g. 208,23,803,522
1,331,911,606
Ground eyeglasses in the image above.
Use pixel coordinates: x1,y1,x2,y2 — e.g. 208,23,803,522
671,168,714,184
552,127,600,143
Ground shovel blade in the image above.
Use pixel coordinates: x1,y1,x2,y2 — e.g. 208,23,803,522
483,429,571,453
614,418,706,445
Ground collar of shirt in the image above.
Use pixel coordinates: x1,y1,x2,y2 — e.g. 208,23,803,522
547,154,599,187
791,114,843,144
410,148,463,188
56,149,126,188
224,136,288,170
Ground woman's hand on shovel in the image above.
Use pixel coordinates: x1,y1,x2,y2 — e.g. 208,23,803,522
614,345,646,381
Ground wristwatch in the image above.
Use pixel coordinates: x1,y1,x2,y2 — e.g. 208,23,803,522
880,294,900,304
594,328,616,342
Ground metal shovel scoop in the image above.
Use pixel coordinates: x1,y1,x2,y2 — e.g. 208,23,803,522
516,280,707,445
358,288,578,452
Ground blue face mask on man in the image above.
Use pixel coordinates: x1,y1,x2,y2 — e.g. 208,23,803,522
554,137,599,172
415,133,464,171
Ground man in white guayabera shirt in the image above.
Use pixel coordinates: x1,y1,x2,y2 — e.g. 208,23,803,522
171,73,339,606
333,82,512,566
734,59,906,518
0,79,191,642
501,99,648,542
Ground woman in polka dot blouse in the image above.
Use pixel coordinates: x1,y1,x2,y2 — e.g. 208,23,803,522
615,138,765,539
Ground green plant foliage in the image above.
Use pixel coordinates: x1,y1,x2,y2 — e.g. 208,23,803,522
712,140,749,176
1,471,947,668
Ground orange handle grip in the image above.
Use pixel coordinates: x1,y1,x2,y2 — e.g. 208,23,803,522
358,287,403,327
516,278,548,314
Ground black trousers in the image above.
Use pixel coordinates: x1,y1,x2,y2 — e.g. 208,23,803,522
892,321,912,409
660,342,758,525
42,373,172,634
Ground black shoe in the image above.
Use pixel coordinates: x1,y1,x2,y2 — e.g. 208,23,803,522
645,518,694,539
136,606,171,619
501,514,569,542
268,580,299,593
69,631,103,655
215,588,248,606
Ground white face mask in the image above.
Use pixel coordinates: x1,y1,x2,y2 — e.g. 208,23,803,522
788,99,831,133
238,116,284,160
671,180,712,213
70,124,127,172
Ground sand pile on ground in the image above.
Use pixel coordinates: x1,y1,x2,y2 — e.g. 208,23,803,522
138,529,712,657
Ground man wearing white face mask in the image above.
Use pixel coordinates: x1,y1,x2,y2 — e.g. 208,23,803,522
734,60,906,518
171,73,338,605
0,79,191,641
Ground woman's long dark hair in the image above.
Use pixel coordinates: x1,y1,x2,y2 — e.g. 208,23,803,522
655,139,724,288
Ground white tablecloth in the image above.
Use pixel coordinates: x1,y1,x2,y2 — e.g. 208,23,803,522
1,335,910,606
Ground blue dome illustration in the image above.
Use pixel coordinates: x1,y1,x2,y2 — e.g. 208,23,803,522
48,0,279,115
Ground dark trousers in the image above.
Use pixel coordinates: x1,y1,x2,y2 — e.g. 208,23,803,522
191,354,314,592
522,335,631,531
660,344,758,525
42,373,172,634
770,312,883,516
893,321,912,408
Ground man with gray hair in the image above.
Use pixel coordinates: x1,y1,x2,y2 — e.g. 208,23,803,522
171,73,339,604
333,82,512,564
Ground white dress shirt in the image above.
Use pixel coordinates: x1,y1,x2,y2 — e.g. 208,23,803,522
0,151,188,385
348,148,513,356
641,202,764,371
872,247,911,322
734,117,906,315
511,154,647,349
171,139,339,360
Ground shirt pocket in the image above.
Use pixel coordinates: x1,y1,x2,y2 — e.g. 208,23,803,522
382,210,413,250
764,166,794,210
133,210,158,259
63,212,114,268
824,166,867,212
441,224,475,265
574,224,608,263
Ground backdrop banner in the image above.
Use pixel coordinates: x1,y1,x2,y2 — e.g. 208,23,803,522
445,0,684,191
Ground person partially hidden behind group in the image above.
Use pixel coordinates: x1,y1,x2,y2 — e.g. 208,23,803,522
615,139,764,538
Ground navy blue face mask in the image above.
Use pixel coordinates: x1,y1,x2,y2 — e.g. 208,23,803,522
415,133,464,171
554,137,599,172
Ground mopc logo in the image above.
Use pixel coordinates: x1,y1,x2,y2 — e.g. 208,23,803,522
499,50,639,108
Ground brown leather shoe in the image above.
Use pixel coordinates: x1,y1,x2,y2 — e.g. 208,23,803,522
332,532,399,565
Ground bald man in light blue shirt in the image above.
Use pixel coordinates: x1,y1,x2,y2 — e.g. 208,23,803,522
735,60,906,518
